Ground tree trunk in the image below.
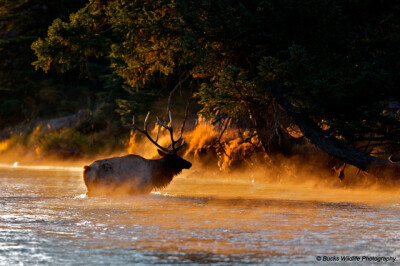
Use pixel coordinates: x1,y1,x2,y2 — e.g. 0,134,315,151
250,102,297,156
273,88,400,180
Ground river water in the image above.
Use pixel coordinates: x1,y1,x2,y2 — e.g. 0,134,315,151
0,163,399,265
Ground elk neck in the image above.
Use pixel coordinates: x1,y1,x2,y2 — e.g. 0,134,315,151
150,156,183,189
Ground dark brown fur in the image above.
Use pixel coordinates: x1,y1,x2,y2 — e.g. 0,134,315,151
149,154,188,189
83,150,191,196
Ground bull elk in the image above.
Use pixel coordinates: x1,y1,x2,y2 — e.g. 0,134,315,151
83,112,192,196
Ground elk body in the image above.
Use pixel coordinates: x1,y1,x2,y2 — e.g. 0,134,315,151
83,112,191,196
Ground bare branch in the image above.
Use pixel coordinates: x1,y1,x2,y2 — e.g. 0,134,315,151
166,72,190,118
217,118,231,159
169,111,173,129
339,163,346,181
176,100,190,144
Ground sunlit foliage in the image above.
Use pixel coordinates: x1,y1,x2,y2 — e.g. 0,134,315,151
32,0,400,160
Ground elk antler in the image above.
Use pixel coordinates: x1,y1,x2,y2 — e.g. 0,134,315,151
156,110,186,152
131,111,186,154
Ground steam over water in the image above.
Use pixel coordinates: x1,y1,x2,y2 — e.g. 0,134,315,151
1,163,400,264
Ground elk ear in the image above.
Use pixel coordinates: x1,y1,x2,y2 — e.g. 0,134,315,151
157,149,167,157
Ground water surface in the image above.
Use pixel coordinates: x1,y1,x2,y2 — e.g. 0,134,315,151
0,164,399,264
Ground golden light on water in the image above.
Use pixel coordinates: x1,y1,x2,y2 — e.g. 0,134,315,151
0,160,399,264
0,116,399,263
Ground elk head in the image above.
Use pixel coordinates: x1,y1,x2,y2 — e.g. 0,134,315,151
131,111,192,170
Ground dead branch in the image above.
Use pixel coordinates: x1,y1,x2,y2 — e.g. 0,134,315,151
217,118,232,159
166,72,190,119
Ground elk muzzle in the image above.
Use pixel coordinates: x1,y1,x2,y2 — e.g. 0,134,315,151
183,160,192,169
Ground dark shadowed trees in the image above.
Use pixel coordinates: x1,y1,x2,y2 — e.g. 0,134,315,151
31,0,400,177
0,0,91,128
